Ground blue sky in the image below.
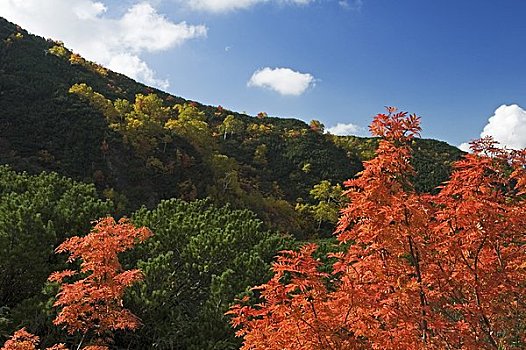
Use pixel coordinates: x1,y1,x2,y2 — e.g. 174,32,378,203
2,0,526,148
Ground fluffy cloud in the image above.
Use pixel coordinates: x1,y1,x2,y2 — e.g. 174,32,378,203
326,122,363,136
458,142,472,152
109,53,170,90
460,104,526,151
178,0,314,13
247,67,315,96
0,0,207,89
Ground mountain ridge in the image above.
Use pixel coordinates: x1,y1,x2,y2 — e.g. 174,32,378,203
0,16,463,236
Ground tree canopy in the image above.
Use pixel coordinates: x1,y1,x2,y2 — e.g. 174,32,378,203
229,109,526,349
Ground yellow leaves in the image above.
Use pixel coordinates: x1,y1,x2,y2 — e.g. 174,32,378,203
133,94,168,119
126,118,144,129
68,53,85,65
68,84,119,122
247,123,273,136
165,105,213,153
91,64,108,77
4,31,25,46
174,103,206,122
47,44,68,58
220,114,245,139
308,119,324,134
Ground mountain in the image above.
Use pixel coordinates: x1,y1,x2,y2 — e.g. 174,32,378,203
0,17,463,237
0,16,468,350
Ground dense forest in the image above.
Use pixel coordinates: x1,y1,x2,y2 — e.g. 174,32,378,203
0,17,463,237
5,17,523,350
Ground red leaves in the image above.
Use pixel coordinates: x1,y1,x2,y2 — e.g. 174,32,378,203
229,109,526,349
50,217,151,340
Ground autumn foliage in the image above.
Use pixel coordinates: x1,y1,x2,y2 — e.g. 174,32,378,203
228,108,526,349
0,328,67,350
49,217,151,338
2,218,151,350
0,328,68,350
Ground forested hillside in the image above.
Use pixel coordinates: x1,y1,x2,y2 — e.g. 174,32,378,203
0,166,288,349
0,17,463,238
3,12,525,350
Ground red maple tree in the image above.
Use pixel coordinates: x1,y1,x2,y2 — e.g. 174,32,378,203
228,108,526,349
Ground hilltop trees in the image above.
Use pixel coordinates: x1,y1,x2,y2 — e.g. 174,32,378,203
1,14,463,239
219,115,245,140
165,103,214,154
308,120,324,134
229,109,526,349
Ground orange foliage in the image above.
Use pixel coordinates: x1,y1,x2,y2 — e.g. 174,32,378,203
2,218,151,350
1,329,40,350
229,108,526,349
0,329,67,350
49,217,151,346
44,346,68,350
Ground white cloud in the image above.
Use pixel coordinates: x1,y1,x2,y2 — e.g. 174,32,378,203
247,67,315,96
109,53,170,90
73,1,107,19
178,0,314,13
326,122,363,136
338,0,362,10
460,104,526,151
118,3,207,53
481,104,526,149
0,0,207,89
183,0,263,12
458,142,471,152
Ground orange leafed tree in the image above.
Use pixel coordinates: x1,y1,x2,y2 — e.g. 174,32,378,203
2,217,151,350
1,328,68,350
49,217,152,346
228,108,526,349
